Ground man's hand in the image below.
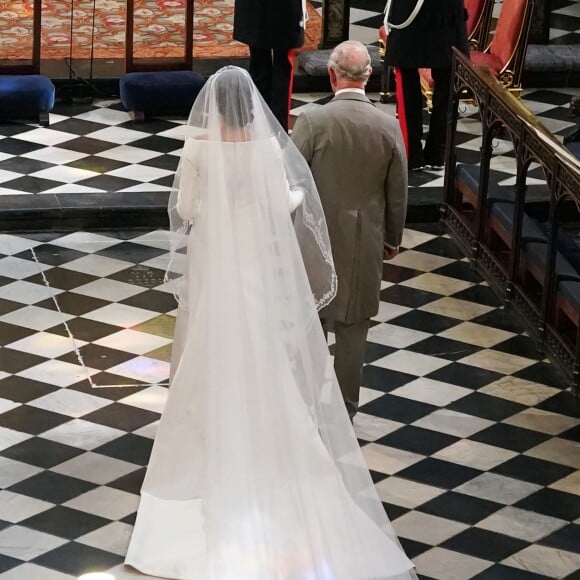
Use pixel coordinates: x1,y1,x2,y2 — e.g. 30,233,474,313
384,246,399,260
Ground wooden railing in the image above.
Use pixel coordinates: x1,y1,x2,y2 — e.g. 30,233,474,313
442,49,580,396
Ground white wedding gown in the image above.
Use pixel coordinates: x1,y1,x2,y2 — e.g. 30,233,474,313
125,138,416,580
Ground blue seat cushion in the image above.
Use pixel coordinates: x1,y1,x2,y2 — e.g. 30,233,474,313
559,281,580,312
490,202,548,244
537,223,580,255
525,243,580,282
455,163,514,202
566,141,580,160
120,71,206,115
0,75,55,117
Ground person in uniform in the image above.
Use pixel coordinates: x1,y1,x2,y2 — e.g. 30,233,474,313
233,0,307,131
385,0,469,171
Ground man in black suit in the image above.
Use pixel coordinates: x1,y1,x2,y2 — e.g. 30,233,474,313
234,0,306,131
385,0,468,171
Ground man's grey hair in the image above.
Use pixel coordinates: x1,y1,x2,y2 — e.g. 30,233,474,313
328,40,372,83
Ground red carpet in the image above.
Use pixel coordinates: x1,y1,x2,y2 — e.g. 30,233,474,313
0,0,321,61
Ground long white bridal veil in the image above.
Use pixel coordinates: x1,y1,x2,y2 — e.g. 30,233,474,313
125,66,416,580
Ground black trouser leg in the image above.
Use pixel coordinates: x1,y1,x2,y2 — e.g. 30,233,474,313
424,67,452,165
397,67,424,169
249,46,273,106
271,48,294,131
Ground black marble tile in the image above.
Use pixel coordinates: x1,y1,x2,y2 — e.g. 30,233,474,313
0,348,46,374
95,241,166,263
361,365,417,392
471,308,527,334
516,488,580,521
10,471,96,503
0,376,58,404
447,392,525,421
25,268,97,291
108,466,147,495
66,155,126,173
419,491,503,525
0,322,36,347
110,265,166,288
141,153,180,171
388,310,459,334
0,157,55,175
492,335,545,360
537,391,580,418
95,433,153,466
58,343,135,370
376,426,459,455
23,507,109,540
1,176,62,194
82,403,160,431
382,263,422,283
68,374,148,399
49,118,109,135
407,335,481,361
0,554,23,574
0,122,37,137
472,564,551,579
1,437,83,468
379,285,441,308
362,342,396,364
539,524,580,553
75,174,140,192
15,244,88,267
0,138,44,155
452,284,503,307
0,298,22,317
397,458,482,489
491,455,575,487
442,527,528,560
426,362,502,389
470,423,550,452
58,136,117,154
47,318,120,342
37,292,109,316
360,393,435,423
413,237,466,260
398,537,432,559
0,405,70,435
129,135,183,153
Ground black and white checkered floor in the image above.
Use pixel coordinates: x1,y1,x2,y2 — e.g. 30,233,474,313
0,225,578,580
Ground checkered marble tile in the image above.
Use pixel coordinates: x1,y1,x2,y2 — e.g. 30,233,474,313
0,227,578,580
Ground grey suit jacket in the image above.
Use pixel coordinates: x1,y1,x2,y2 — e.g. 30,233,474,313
292,92,408,323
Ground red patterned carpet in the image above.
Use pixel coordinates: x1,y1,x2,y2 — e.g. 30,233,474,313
0,0,321,61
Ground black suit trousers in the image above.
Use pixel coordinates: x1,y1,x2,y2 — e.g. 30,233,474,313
249,47,294,131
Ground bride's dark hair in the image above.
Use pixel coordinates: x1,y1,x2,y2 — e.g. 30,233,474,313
215,67,255,129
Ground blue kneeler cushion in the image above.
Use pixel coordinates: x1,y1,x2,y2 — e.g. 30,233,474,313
120,71,206,119
0,75,55,126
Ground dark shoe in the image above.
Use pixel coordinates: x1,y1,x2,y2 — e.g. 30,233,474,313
409,163,425,173
425,162,444,170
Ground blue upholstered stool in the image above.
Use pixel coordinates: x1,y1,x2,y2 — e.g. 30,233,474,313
120,71,206,119
0,75,55,126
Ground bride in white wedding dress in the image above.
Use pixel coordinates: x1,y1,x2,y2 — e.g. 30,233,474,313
125,66,416,580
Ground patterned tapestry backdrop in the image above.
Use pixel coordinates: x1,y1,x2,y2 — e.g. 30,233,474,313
0,0,321,60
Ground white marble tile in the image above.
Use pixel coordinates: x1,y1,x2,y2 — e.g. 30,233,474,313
64,486,139,520
419,297,495,321
0,235,41,256
549,470,580,496
348,23,382,45
82,303,158,328
0,280,63,305
476,506,567,542
30,165,98,184
118,385,168,414
73,279,146,302
433,439,517,471
106,356,169,385
353,413,404,442
387,250,454,272
0,256,51,280
366,322,431,348
86,126,151,144
60,254,133,277
413,409,494,438
503,545,580,578
132,419,160,440
49,232,120,253
371,301,412,322
525,438,580,469
6,332,86,359
390,377,471,407
438,321,515,348
74,107,131,125
42,183,107,194
373,350,451,377
18,360,97,388
118,183,173,193
455,473,542,505
0,563,74,579
93,329,172,355
414,547,492,580
0,457,42,488
358,387,385,407
393,511,468,545
504,408,580,436
361,443,424,475
0,398,20,415
21,146,89,165
0,305,74,331
375,476,445,509
128,231,171,251
28,389,111,419
459,349,536,375
108,164,174,183
0,525,67,560
0,490,53,523
13,128,77,146
41,419,125,451
479,376,560,406
400,272,474,296
77,521,134,557
95,145,162,164
0,427,32,453
52,452,140,485
401,228,437,249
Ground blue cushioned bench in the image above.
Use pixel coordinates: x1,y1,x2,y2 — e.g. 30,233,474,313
455,163,513,206
559,281,580,314
488,202,549,247
120,71,206,120
524,242,580,283
0,75,55,126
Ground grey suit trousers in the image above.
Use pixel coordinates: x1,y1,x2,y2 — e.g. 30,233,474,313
323,319,370,419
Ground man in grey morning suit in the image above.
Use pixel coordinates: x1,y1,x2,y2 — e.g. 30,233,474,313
292,40,408,419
